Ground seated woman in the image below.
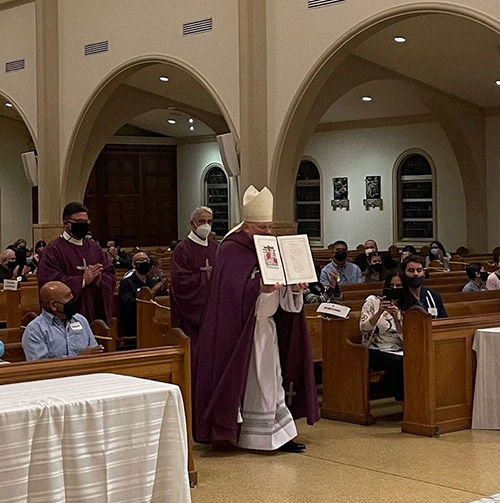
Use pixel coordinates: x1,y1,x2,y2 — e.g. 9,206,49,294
360,270,404,402
425,240,451,271
362,252,386,283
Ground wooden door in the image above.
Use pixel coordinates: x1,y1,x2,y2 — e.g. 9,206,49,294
84,145,177,247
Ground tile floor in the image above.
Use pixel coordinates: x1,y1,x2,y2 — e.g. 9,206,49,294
191,418,500,503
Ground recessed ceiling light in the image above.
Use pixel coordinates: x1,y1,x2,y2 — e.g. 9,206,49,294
159,76,169,82
362,96,373,102
167,119,176,124
188,118,194,124
394,36,406,43
496,80,500,86
189,126,195,131
5,102,13,107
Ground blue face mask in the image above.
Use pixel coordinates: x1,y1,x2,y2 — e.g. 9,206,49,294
26,256,33,266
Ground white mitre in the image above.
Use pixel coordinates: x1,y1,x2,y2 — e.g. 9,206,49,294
241,185,273,222
222,185,274,240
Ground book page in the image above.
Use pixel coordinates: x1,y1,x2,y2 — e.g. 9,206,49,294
277,234,318,285
253,235,286,285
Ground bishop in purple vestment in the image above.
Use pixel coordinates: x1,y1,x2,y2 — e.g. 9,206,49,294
38,202,115,325
195,187,319,453
170,206,219,365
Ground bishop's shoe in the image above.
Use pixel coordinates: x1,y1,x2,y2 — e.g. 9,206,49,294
277,440,306,453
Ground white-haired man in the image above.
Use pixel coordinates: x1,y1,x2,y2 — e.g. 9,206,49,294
0,249,19,283
170,206,219,367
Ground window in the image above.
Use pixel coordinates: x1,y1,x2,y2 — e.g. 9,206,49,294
204,165,229,237
295,160,321,241
397,153,435,241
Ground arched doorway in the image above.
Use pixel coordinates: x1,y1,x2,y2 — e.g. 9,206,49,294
0,92,37,248
271,5,500,249
63,57,237,245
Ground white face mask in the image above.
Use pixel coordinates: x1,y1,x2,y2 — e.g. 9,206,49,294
195,223,212,240
430,248,440,256
365,247,376,256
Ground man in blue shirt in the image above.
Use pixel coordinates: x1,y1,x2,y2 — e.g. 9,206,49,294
320,240,362,286
22,281,103,360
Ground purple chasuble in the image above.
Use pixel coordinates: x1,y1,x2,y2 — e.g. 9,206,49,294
38,237,116,325
195,231,319,444
170,237,219,363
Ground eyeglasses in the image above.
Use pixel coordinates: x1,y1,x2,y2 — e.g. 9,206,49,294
66,218,91,224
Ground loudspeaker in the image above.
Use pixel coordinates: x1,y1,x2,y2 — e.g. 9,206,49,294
216,133,240,177
21,151,38,187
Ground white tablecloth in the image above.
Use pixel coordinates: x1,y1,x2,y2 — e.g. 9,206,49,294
0,373,192,502
472,327,500,430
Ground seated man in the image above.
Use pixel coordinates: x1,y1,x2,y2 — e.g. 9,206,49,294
118,252,169,347
463,263,488,292
320,240,362,285
354,239,378,273
0,249,18,283
106,238,132,270
22,281,103,360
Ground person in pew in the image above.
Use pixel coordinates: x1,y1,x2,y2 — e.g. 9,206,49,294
400,245,417,263
195,186,319,453
399,255,448,318
320,240,362,285
303,272,342,304
0,249,20,283
37,202,116,325
360,270,404,402
425,240,451,270
29,240,47,273
363,252,387,283
118,252,169,348
106,238,132,270
463,263,488,292
170,206,219,357
22,281,104,360
485,251,500,290
354,239,378,273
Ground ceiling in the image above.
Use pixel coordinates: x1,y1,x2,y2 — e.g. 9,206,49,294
320,13,500,123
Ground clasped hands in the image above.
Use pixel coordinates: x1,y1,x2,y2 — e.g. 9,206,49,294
83,263,104,286
260,282,308,293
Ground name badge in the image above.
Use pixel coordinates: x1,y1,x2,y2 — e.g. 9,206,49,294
428,307,438,317
70,322,83,331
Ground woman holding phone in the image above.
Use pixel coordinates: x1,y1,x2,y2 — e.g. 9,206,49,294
359,270,405,402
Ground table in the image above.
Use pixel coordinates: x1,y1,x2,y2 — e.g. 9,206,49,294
472,327,500,429
0,373,192,502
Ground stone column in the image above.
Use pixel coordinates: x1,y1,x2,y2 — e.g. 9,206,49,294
33,0,62,243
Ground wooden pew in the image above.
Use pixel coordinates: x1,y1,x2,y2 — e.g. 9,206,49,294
321,299,500,431
402,308,500,437
136,288,171,349
0,330,195,486
5,286,40,328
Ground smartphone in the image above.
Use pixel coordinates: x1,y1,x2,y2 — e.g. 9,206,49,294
382,287,393,301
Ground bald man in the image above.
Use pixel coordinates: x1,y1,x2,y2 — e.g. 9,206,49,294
118,252,169,348
22,281,103,361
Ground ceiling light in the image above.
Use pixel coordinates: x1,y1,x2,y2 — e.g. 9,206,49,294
188,118,194,124
496,80,500,86
159,76,169,82
167,119,176,124
5,102,13,107
189,126,195,131
362,96,373,102
394,36,406,43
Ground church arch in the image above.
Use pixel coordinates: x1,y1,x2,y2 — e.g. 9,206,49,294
63,55,238,206
271,4,500,249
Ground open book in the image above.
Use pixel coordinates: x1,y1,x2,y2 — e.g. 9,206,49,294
253,234,318,285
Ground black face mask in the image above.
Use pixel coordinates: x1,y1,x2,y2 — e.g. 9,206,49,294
70,222,89,240
371,263,383,272
6,261,17,271
334,251,347,262
57,299,80,320
407,276,425,289
480,271,489,282
136,261,152,275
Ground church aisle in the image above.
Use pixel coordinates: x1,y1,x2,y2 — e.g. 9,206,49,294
191,418,500,502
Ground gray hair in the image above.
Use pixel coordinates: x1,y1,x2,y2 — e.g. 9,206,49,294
190,206,213,221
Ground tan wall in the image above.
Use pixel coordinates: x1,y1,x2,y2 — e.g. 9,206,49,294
58,0,240,176
0,2,36,139
0,116,34,249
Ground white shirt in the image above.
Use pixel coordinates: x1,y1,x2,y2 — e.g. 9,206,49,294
187,231,208,247
61,231,83,246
